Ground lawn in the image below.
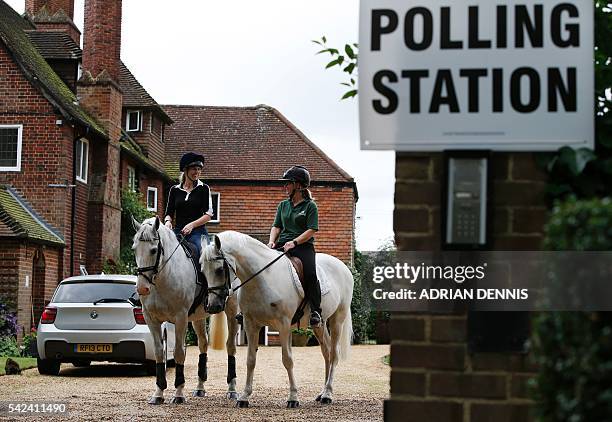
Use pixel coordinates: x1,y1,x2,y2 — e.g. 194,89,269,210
0,357,37,375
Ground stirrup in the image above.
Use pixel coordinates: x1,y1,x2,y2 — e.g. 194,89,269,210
309,311,322,327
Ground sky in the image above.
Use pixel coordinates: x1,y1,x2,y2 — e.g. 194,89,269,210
6,0,395,251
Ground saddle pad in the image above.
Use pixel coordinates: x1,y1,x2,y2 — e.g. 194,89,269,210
287,258,330,298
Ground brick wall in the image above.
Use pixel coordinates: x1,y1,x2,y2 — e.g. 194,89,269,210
120,154,166,215
0,241,60,341
0,42,76,279
122,110,166,170
389,152,547,421
202,183,355,264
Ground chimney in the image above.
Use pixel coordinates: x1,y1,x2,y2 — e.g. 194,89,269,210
82,0,122,83
25,0,80,45
26,0,74,19
77,0,123,272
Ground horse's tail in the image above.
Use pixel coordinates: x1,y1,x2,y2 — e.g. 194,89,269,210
337,307,353,361
209,312,227,350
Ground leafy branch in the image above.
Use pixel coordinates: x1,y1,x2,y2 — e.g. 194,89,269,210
312,36,358,100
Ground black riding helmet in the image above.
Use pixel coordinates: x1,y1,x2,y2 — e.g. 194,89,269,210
179,152,205,172
280,165,310,187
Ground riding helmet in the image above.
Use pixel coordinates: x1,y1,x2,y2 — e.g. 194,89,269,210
179,152,205,172
280,165,310,187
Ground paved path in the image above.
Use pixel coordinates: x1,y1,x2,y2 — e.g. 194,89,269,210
0,344,389,421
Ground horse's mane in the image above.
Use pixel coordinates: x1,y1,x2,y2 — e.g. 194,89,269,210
201,231,275,260
133,217,177,248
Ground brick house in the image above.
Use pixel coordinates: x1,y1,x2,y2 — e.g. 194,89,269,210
162,104,357,263
0,0,357,337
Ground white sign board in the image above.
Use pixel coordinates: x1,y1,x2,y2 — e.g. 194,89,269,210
359,0,594,151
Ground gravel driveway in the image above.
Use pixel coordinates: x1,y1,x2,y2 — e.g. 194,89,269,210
0,344,389,421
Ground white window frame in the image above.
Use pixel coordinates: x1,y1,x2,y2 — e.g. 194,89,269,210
127,166,137,192
126,110,142,132
0,124,23,172
210,192,220,223
75,138,89,183
146,186,158,212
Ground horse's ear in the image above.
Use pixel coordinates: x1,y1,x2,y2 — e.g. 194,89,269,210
214,235,221,251
131,215,141,232
154,216,160,231
201,235,210,249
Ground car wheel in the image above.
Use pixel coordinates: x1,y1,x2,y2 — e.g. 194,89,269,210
37,358,61,375
72,360,91,368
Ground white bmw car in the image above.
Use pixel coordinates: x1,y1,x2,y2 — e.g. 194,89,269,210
36,275,175,376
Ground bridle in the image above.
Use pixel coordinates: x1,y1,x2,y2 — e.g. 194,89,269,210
135,226,187,287
207,252,235,301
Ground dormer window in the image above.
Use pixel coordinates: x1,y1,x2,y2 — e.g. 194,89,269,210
126,110,142,132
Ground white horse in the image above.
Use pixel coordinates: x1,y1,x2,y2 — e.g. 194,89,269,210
201,231,353,408
132,217,240,404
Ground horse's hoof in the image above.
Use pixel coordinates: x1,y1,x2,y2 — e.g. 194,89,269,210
236,400,249,408
192,390,206,398
227,392,239,400
287,400,300,408
171,396,186,404
320,397,332,405
148,397,164,405
315,394,322,402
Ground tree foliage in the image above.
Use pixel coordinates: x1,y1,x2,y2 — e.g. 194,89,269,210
312,36,358,100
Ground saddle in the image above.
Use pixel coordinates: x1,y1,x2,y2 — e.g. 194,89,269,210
181,241,207,315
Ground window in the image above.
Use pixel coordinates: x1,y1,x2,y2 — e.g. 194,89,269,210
210,192,220,223
0,125,23,171
147,187,158,211
126,110,141,132
75,138,89,183
127,166,137,192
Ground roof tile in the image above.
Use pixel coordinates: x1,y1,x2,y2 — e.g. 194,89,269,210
162,104,353,183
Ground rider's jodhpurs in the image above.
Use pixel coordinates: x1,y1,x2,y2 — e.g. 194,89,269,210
283,242,321,314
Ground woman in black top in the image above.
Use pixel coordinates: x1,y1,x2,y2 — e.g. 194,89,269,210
164,152,213,257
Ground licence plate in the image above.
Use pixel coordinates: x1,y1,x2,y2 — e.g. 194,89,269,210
75,344,113,353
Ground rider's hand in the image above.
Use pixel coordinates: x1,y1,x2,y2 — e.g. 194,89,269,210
181,223,194,235
267,241,276,249
283,241,296,252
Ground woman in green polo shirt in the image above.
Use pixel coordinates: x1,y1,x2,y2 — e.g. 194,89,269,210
267,165,322,327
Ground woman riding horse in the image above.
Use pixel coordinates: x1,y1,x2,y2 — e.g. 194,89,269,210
164,152,213,257
268,165,322,327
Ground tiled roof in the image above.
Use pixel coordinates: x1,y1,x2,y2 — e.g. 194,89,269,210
0,1,106,138
26,30,81,60
119,62,172,123
0,186,64,246
162,104,354,184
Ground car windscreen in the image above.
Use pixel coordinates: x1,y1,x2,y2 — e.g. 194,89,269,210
53,282,136,303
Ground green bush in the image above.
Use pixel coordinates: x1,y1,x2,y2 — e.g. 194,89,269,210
185,323,197,346
532,197,612,421
0,336,20,357
104,189,155,275
21,329,37,357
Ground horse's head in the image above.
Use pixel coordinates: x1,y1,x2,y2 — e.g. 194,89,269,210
200,235,234,314
132,216,163,297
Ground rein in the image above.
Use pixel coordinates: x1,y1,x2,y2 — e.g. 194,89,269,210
214,249,288,294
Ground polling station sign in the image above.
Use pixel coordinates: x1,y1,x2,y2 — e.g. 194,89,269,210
358,0,594,151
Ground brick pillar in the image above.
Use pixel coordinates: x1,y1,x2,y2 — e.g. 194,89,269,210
82,0,122,83
388,152,547,422
77,0,123,273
